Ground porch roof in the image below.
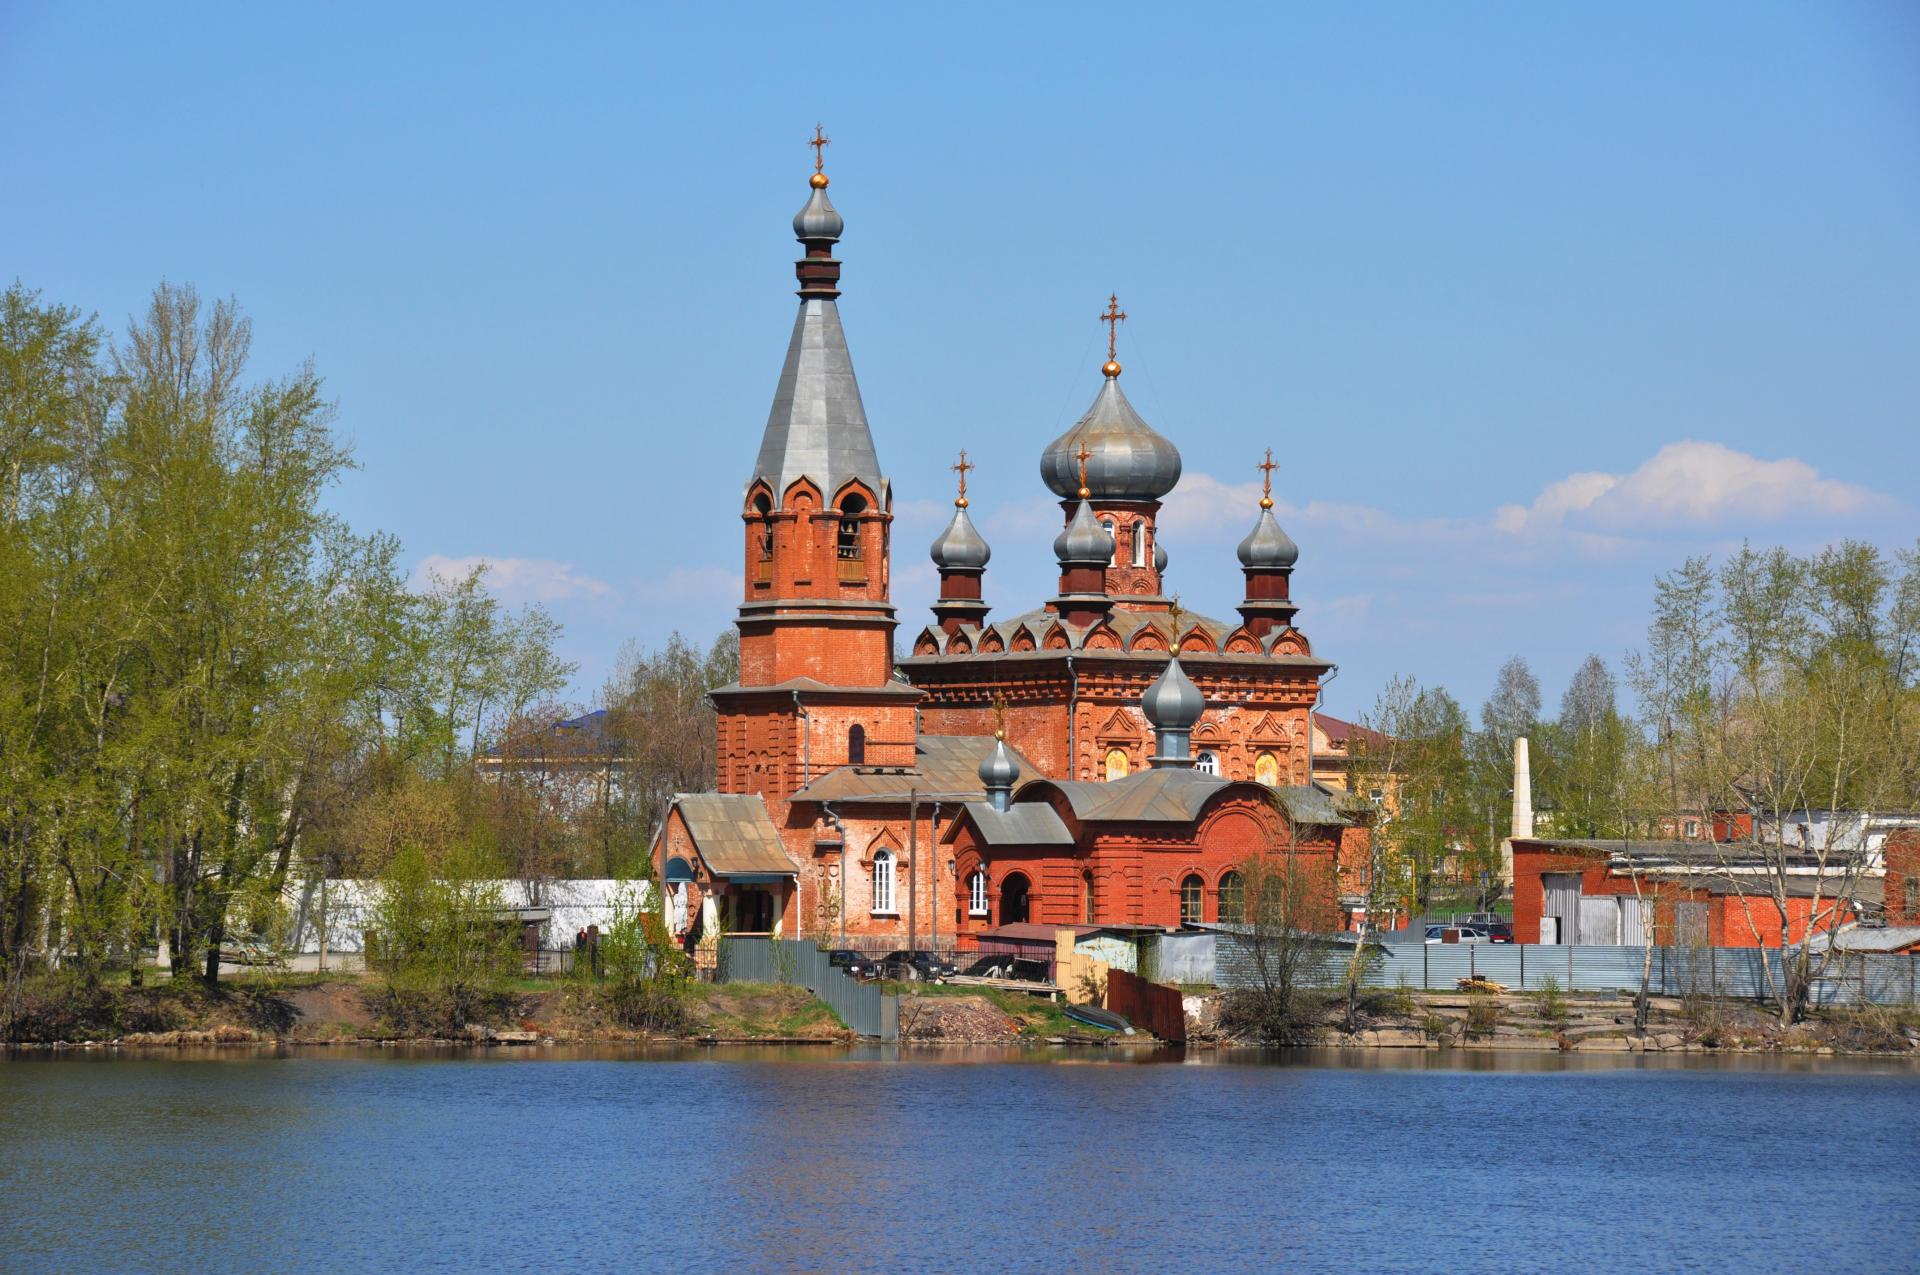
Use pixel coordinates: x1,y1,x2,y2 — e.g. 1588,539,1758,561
673,793,797,877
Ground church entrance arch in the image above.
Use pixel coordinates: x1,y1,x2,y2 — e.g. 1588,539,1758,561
1000,872,1031,925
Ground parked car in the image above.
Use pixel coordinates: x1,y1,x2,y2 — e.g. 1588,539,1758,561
1458,912,1515,942
878,950,958,981
1423,924,1490,944
827,949,896,979
959,953,1016,979
956,954,1053,983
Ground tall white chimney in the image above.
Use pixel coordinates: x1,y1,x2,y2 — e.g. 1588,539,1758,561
1511,736,1535,839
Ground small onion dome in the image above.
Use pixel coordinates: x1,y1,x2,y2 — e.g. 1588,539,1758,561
978,736,1020,791
929,505,991,570
1236,508,1299,569
1142,654,1206,733
1153,539,1168,574
1039,378,1183,502
793,185,844,241
1053,499,1114,566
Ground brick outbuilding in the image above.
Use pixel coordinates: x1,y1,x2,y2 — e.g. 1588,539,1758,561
1512,837,1868,949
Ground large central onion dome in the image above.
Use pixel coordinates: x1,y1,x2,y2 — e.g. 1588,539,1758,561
1039,377,1182,503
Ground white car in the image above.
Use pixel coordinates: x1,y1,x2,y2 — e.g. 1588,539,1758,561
1423,924,1490,944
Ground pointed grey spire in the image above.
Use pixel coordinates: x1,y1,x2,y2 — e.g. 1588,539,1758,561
750,173,886,506
1143,655,1205,768
979,737,1019,811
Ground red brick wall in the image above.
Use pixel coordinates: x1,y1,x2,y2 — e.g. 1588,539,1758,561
944,793,1340,936
1513,841,1856,947
1886,829,1920,926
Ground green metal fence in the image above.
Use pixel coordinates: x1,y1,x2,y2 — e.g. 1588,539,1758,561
716,936,899,1040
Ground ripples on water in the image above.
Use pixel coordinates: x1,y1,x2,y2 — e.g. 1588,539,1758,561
2,1047,1916,1273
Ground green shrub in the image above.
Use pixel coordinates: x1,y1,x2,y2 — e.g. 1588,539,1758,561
1536,975,1569,1026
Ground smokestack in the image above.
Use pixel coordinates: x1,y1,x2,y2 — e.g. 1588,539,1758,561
1511,736,1534,839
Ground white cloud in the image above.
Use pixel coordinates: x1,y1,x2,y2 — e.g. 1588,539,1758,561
1496,441,1885,534
412,554,614,603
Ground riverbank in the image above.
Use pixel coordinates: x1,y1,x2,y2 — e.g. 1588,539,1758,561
5,971,1918,1056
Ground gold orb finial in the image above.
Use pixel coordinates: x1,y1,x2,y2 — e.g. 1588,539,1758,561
1103,359,1122,378
809,171,829,189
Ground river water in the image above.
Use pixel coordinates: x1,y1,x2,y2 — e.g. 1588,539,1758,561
2,1046,1916,1273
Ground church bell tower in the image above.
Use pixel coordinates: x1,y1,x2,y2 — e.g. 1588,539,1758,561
713,131,921,802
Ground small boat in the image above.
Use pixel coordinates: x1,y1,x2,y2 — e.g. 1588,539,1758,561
1063,1004,1134,1034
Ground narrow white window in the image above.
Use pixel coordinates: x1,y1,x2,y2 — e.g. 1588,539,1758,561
968,870,988,917
1195,750,1218,776
1101,519,1117,566
872,849,895,914
1133,523,1148,567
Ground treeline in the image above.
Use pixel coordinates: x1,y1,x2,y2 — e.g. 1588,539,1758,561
1350,540,1920,915
0,282,737,990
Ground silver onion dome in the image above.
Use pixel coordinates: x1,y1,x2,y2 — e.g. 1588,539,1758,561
1236,508,1299,569
1053,499,1114,566
1142,654,1206,733
1039,378,1182,502
1153,539,1168,574
793,186,844,241
978,737,1020,792
930,506,991,570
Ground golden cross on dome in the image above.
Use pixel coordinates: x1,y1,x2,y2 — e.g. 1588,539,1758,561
809,124,830,172
1099,293,1127,364
1075,441,1093,499
1168,594,1185,635
1258,448,1277,510
991,692,1009,739
952,449,972,508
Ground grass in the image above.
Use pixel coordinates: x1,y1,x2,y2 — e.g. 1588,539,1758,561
687,982,846,1039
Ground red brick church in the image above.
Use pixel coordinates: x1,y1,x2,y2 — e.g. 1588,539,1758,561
654,148,1369,952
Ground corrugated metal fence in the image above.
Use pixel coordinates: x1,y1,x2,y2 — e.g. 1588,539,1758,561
716,937,899,1040
1225,940,1920,1007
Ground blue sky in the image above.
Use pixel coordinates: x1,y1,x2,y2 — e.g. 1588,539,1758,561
6,2,1917,722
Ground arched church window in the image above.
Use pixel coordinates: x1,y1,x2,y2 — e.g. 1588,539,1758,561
871,849,895,915
1219,871,1245,923
1101,519,1117,566
968,870,988,917
837,494,868,561
1083,871,1096,923
1180,874,1205,925
1105,748,1130,782
1254,751,1280,786
848,724,866,765
1133,522,1148,568
1195,750,1218,776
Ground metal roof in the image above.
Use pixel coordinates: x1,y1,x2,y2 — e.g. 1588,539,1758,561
791,735,1041,805
672,794,796,877
1039,376,1182,502
1810,924,1920,953
1019,773,1352,828
751,296,887,505
953,801,1075,847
